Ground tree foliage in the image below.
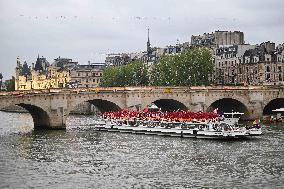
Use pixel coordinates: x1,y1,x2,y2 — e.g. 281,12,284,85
100,60,149,87
150,47,213,86
101,47,213,87
5,76,15,91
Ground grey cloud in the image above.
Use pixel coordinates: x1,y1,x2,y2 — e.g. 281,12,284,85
0,0,283,79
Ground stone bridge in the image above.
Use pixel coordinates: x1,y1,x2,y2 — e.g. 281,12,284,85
1,86,284,129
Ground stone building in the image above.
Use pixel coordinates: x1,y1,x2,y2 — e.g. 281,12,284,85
213,41,284,86
105,53,132,67
213,44,255,84
15,55,71,90
191,30,245,47
53,56,78,70
69,62,105,88
238,42,284,85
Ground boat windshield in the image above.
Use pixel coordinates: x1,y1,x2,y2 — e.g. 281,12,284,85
223,113,244,118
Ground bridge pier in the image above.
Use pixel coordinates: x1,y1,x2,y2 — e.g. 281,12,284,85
246,101,264,120
43,107,67,130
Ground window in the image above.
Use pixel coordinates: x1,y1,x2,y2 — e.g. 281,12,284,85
278,66,282,72
267,66,270,72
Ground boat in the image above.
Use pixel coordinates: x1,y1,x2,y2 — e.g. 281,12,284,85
93,119,256,140
220,111,262,136
91,108,262,139
221,112,244,125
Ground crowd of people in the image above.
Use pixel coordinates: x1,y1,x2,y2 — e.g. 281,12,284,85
102,108,220,122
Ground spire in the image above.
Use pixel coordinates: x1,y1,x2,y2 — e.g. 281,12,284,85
147,28,150,45
147,27,151,51
147,27,151,63
34,54,43,71
16,56,21,68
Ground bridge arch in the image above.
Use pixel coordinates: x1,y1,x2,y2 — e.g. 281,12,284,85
151,99,188,112
70,99,122,114
15,103,51,128
207,98,250,120
263,98,284,115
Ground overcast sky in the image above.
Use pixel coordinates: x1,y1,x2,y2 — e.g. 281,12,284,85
0,0,284,79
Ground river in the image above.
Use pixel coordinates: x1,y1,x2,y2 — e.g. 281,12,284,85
0,111,283,188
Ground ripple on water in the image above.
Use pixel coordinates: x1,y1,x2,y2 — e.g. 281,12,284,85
0,113,284,188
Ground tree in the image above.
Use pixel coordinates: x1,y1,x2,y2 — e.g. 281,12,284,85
5,76,15,91
150,47,213,86
100,60,149,87
100,47,213,87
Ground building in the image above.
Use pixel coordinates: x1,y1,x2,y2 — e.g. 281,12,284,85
213,41,284,86
69,62,105,88
15,55,71,90
53,56,78,70
213,44,255,84
239,41,284,85
105,53,132,66
191,30,245,47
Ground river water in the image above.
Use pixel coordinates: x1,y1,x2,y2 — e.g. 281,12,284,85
0,111,283,189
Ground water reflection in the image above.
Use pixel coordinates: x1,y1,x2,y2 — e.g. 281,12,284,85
0,111,284,188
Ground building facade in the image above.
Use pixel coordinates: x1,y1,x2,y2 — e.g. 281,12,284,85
191,30,245,47
15,56,71,90
212,41,284,85
69,62,105,88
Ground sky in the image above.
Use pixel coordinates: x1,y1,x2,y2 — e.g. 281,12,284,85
0,0,284,79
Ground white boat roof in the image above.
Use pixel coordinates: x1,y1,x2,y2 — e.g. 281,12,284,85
272,108,284,112
223,112,244,115
149,104,159,109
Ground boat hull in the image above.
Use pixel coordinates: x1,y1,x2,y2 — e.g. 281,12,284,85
93,124,249,140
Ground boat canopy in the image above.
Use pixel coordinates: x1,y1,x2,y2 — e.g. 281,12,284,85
149,103,159,110
272,108,284,112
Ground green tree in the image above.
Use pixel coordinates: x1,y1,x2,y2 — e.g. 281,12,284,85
5,76,15,91
100,60,149,87
150,47,213,86
101,47,213,87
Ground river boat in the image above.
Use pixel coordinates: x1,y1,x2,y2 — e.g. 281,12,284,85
222,112,244,125
92,118,259,139
92,108,262,139
220,111,262,136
